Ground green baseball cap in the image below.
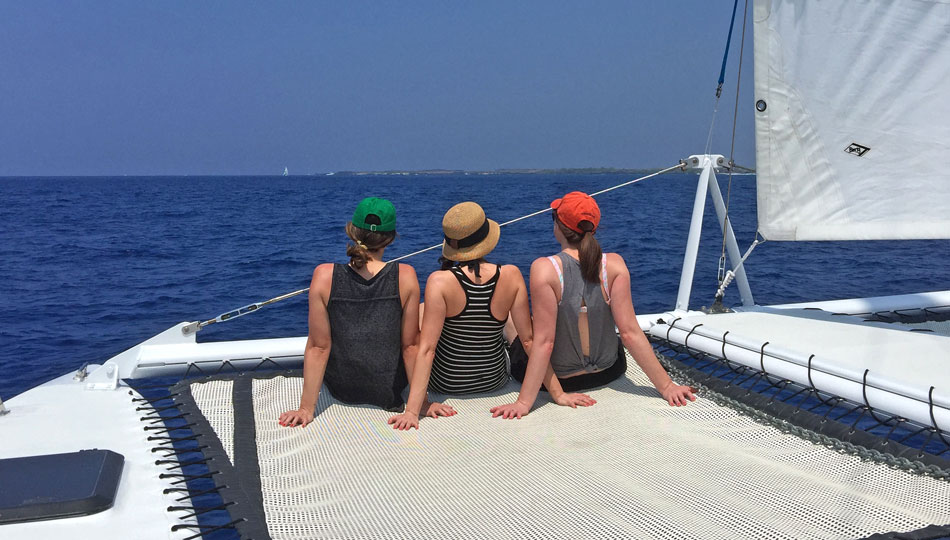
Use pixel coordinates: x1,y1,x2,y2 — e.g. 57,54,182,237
352,197,396,232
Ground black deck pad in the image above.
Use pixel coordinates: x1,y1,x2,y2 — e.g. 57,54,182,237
0,449,124,524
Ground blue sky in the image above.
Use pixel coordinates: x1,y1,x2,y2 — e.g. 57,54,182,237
0,1,755,176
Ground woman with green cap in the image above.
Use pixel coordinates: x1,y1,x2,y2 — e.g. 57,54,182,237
387,201,594,431
279,197,454,427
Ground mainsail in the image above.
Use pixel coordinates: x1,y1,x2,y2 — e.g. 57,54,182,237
753,0,950,240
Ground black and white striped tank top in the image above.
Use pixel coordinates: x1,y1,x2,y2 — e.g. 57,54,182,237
430,266,508,394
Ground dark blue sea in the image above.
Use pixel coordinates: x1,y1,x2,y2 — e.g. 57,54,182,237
2,173,948,399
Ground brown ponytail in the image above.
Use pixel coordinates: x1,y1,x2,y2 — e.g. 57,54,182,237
555,217,602,283
345,222,395,269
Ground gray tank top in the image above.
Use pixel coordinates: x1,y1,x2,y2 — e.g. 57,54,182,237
324,263,407,410
549,252,619,377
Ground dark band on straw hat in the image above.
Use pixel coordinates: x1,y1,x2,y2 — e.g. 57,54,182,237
445,219,490,249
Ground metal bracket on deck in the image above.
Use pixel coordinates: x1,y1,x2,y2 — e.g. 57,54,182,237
181,321,200,336
0,396,8,416
84,361,121,391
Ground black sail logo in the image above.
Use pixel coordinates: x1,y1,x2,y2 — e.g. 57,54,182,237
844,143,871,157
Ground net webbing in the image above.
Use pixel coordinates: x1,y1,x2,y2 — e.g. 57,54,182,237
190,379,235,465
187,357,950,540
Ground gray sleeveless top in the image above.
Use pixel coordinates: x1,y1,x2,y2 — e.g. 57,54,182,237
549,252,619,377
324,263,407,410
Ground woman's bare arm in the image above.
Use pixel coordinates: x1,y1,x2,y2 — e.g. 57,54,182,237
389,271,453,430
279,264,333,427
607,254,695,406
503,265,533,353
397,263,421,378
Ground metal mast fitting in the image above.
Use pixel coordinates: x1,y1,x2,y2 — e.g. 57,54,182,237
675,154,754,312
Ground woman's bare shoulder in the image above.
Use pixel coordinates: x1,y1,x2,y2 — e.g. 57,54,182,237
312,263,335,282
605,252,628,269
498,264,526,288
310,263,335,298
397,263,418,280
499,263,525,277
425,268,455,286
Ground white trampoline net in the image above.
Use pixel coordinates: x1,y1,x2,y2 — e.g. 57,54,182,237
191,378,234,464
190,357,950,539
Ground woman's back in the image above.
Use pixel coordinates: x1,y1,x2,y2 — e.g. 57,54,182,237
430,265,508,394
325,262,407,409
549,252,618,377
281,196,424,429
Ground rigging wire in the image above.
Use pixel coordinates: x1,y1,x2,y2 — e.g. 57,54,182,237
705,0,741,157
191,162,686,332
716,0,741,99
716,0,752,297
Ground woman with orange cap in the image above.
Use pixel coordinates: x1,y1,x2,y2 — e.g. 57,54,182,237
490,191,696,419
388,201,593,430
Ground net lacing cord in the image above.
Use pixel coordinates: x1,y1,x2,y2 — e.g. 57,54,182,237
192,163,686,332
672,321,950,442
128,383,248,540
649,334,950,480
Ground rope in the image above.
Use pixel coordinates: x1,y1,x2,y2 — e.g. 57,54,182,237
193,163,686,331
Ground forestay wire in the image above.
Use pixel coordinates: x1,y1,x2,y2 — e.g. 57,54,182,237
704,0,741,156
715,0,752,302
189,163,686,333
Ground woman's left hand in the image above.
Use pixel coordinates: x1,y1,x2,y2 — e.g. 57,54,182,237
553,392,597,408
490,401,531,419
422,400,457,418
660,383,697,406
387,411,419,430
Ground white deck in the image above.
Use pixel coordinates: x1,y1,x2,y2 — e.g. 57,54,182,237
1,372,191,540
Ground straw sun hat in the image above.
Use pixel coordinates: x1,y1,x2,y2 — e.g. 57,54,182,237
441,202,500,262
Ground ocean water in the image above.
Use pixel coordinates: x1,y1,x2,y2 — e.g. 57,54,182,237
1,173,948,399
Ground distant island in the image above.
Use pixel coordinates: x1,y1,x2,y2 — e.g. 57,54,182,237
320,165,754,176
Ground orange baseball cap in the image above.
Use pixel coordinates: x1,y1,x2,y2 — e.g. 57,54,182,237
550,191,600,234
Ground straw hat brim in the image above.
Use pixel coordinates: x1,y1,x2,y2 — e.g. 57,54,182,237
441,219,500,262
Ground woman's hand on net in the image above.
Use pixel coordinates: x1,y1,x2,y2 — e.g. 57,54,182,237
660,384,697,406
279,408,314,428
490,401,531,419
387,411,420,430
422,400,457,418
553,392,597,408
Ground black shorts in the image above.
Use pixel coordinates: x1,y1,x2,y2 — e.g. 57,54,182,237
508,336,626,393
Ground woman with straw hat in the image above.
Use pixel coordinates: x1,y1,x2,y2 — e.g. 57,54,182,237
388,201,594,431
279,197,454,428
490,191,696,420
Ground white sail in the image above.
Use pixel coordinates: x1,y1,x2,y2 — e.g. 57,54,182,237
753,0,950,241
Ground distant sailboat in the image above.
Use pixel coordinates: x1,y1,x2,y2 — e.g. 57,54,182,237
283,167,289,176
